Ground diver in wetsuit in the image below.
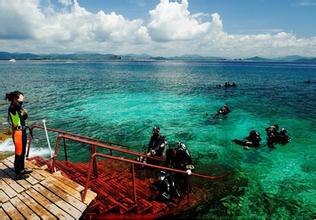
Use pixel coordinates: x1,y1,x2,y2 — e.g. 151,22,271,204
166,142,194,193
278,128,290,145
266,124,279,149
212,104,231,119
150,171,180,204
147,127,167,158
233,130,262,150
224,82,230,88
5,91,31,179
217,104,231,116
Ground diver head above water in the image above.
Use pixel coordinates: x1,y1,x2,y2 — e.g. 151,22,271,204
178,142,186,150
153,126,160,136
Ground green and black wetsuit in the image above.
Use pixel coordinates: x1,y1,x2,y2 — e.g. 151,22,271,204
8,102,28,175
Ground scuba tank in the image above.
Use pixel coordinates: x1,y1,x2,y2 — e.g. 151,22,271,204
151,171,180,202
160,136,168,158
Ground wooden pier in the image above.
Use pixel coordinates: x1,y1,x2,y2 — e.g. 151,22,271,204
0,156,97,219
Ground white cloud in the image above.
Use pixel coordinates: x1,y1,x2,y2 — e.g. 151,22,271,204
296,0,316,6
0,0,43,39
58,0,73,7
0,0,315,57
37,0,150,44
147,0,211,41
0,0,150,53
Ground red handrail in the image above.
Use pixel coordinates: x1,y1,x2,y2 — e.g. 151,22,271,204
57,134,226,179
82,152,227,203
27,125,227,204
29,124,132,148
51,134,227,203
26,124,164,162
51,134,166,172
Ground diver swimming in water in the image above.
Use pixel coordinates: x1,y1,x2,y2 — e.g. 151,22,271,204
215,82,237,88
217,104,231,116
224,82,237,88
266,125,290,148
210,104,231,119
265,124,279,149
278,128,290,145
233,130,262,150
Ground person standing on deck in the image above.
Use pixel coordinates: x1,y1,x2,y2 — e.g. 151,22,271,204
5,91,32,180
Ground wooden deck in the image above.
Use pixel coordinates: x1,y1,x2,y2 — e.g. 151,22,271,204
0,156,97,219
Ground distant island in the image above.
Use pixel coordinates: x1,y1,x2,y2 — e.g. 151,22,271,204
0,52,315,63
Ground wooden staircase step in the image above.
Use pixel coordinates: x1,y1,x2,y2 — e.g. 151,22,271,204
151,201,168,214
136,198,153,214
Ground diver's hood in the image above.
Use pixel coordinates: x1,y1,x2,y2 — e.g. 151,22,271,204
179,143,186,150
158,171,168,181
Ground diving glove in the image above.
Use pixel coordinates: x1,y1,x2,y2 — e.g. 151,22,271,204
186,164,195,170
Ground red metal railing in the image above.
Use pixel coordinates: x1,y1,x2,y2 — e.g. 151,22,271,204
27,125,227,204
53,134,227,203
82,153,227,203
26,124,164,162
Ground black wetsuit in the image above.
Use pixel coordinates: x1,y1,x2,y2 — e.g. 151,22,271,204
266,127,278,149
278,131,290,145
233,133,261,148
173,147,193,171
148,134,165,157
172,147,193,193
218,106,230,115
247,134,261,148
151,172,179,202
8,103,28,175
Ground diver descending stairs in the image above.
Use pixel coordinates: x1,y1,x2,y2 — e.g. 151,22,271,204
25,125,228,218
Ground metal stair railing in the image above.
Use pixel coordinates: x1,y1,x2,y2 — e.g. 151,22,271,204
51,134,227,204
26,124,164,163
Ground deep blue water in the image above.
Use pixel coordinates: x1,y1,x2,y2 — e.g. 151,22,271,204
0,61,315,218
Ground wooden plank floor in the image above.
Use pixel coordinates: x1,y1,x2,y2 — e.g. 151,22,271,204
0,156,97,219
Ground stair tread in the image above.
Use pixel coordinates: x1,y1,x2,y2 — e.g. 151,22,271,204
29,157,171,215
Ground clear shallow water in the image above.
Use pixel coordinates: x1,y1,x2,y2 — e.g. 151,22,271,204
0,61,315,218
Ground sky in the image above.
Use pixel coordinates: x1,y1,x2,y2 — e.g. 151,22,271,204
0,0,316,58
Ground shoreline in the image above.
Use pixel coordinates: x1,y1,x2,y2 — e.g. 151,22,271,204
1,59,316,64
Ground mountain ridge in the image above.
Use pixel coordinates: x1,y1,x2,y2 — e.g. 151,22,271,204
0,52,315,63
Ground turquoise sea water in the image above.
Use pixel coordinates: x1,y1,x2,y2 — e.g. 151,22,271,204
0,61,315,218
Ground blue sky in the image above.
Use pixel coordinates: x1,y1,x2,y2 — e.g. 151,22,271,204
77,0,316,37
1,0,316,57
